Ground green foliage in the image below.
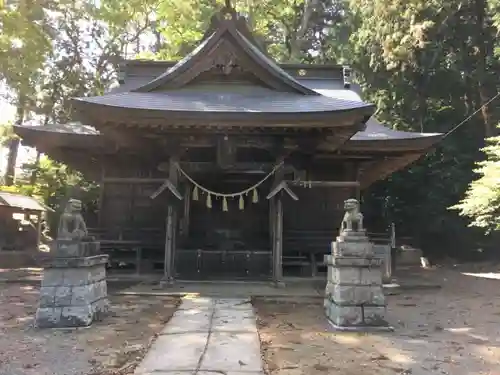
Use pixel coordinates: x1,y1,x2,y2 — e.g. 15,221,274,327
343,0,500,257
0,156,99,212
0,1,52,95
140,0,500,257
0,123,17,147
452,130,500,232
0,155,100,235
0,0,499,258
154,0,350,62
0,0,158,184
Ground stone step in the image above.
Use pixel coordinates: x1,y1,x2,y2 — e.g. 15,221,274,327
134,297,264,375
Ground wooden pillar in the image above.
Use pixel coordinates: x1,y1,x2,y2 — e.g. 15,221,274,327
355,163,361,201
36,212,42,250
272,196,284,286
269,198,275,250
163,158,179,284
164,206,174,279
271,167,285,287
171,208,178,278
181,184,191,238
97,164,106,226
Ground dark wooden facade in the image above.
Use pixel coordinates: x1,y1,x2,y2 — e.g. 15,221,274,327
14,4,443,282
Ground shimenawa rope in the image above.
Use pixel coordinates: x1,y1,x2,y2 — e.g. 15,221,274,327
175,161,284,211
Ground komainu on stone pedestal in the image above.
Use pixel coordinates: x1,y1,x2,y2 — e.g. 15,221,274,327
324,199,391,331
35,199,109,329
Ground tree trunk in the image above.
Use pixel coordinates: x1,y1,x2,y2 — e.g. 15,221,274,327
4,95,26,186
29,151,42,185
287,0,318,62
472,0,495,137
29,113,51,185
153,20,162,53
4,138,20,186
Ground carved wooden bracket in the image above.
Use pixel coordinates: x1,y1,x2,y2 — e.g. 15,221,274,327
150,179,183,200
358,153,422,189
101,127,137,149
297,131,324,155
266,181,299,201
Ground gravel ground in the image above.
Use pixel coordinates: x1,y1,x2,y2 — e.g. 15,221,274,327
254,264,500,375
0,283,179,375
4,263,500,375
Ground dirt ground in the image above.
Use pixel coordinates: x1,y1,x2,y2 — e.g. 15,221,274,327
255,265,500,375
0,282,179,375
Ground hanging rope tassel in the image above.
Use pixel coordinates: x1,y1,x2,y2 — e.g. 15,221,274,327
206,193,212,208
222,197,228,212
192,186,199,201
239,195,245,210
252,188,259,203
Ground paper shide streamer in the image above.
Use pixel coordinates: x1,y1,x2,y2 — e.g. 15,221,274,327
176,162,283,211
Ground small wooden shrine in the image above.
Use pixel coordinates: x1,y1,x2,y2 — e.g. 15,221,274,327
14,4,442,282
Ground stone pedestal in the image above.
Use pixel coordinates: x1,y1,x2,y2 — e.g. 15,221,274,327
35,240,109,328
324,230,391,331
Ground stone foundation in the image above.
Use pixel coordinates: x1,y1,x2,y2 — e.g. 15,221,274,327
324,230,391,331
35,241,109,328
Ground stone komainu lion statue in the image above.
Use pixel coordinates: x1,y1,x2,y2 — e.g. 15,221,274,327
57,199,89,240
340,198,364,233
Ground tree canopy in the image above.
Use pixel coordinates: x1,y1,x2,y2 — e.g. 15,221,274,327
453,131,500,233
1,0,500,256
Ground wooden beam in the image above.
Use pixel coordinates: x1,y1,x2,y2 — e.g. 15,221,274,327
216,135,237,169
314,154,373,160
180,162,287,173
103,177,166,184
287,180,360,188
158,161,298,175
101,127,137,148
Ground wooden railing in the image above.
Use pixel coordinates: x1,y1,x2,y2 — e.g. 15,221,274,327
88,227,164,242
282,226,395,280
88,227,164,274
88,225,396,280
175,249,271,280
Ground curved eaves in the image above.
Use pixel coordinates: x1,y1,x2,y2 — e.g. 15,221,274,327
343,118,443,152
14,123,103,150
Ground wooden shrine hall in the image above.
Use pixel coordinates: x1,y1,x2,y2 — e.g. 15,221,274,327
14,4,442,283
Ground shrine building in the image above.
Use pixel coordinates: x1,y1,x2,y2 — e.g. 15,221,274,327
14,4,442,283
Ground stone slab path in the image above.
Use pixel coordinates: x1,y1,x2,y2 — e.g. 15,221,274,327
134,296,264,375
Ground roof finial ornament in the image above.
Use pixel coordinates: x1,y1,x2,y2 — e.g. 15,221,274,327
222,0,236,20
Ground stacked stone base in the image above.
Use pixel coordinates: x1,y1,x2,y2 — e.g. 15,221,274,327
324,231,391,331
35,241,109,328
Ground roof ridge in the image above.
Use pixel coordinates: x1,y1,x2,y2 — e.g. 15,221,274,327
131,7,319,95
